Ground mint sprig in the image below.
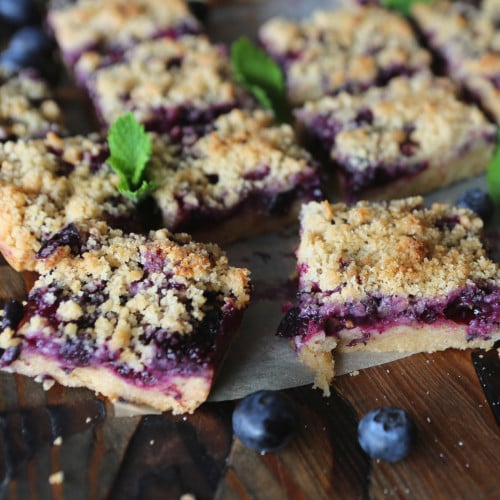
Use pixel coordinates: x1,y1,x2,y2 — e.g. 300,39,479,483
487,128,500,205
382,0,434,16
231,36,291,123
107,112,155,201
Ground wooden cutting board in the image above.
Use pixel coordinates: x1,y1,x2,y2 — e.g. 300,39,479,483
0,259,499,499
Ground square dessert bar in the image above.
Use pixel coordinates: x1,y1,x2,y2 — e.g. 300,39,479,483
148,109,323,243
295,75,497,202
0,69,65,141
278,198,500,394
259,7,431,107
48,0,201,68
0,221,251,414
412,0,500,123
0,132,145,272
86,35,240,134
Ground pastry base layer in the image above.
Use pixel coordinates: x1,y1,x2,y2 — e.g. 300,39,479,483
336,141,494,201
296,322,500,396
5,352,212,414
189,199,304,245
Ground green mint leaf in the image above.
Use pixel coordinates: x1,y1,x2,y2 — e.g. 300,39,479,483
382,0,434,16
117,178,157,203
487,128,500,205
231,36,291,123
107,112,153,200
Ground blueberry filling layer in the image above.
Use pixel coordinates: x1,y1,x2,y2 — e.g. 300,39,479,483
167,172,323,234
1,285,244,385
277,283,500,343
59,22,201,67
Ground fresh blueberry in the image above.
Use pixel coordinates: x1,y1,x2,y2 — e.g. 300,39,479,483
1,299,24,330
187,1,209,24
358,406,416,462
9,26,54,55
0,0,40,25
0,27,55,73
456,188,495,222
232,390,298,454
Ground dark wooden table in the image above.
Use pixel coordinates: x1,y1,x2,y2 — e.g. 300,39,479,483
0,259,499,499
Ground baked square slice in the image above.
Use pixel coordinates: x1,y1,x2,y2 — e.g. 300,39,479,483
295,75,496,202
48,0,201,68
0,132,150,272
278,198,500,394
148,109,323,243
412,0,500,123
86,35,240,134
0,221,250,414
0,68,65,141
259,7,431,107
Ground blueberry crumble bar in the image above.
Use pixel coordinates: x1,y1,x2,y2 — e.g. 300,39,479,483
85,35,240,133
278,198,500,394
259,7,431,107
0,221,251,414
412,0,500,123
0,68,65,141
0,132,147,272
148,109,322,242
48,0,201,68
295,75,496,202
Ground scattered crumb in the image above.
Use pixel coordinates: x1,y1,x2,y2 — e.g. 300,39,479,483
85,417,92,424
49,471,64,485
458,441,464,446
465,463,470,468
349,370,360,377
150,440,155,445
42,379,55,391
183,416,188,421
180,495,196,500
53,436,63,446
386,369,391,373
426,417,432,423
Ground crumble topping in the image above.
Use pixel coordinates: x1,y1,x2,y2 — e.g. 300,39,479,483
298,198,499,300
0,133,139,271
296,75,495,171
0,70,65,141
148,109,318,227
48,0,199,60
259,7,431,106
5,221,250,372
412,0,500,121
88,35,237,126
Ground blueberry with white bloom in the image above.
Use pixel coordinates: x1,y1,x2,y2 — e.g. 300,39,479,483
358,406,416,462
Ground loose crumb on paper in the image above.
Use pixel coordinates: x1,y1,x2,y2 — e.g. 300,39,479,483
349,370,360,377
53,436,63,446
49,471,64,485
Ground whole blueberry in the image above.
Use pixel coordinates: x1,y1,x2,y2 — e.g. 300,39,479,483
187,1,209,24
232,390,298,454
358,406,416,462
9,26,54,55
1,299,24,331
0,0,40,25
456,188,495,222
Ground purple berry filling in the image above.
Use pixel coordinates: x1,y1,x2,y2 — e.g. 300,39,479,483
168,171,323,234
2,279,243,386
56,21,201,67
277,283,500,344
